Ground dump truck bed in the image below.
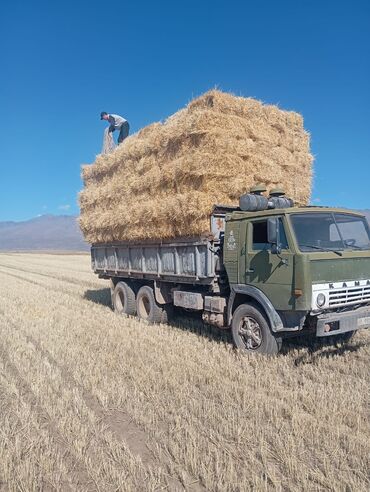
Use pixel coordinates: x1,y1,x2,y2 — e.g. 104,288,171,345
91,236,219,285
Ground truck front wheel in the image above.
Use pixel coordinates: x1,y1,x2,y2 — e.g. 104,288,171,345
136,285,170,324
113,281,136,316
231,304,282,355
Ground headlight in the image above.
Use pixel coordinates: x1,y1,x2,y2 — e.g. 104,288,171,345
316,293,326,307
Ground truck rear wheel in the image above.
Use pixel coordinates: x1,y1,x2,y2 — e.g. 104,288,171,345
231,304,282,355
136,285,169,324
113,281,136,316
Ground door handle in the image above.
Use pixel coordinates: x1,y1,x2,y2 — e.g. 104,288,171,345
246,268,254,274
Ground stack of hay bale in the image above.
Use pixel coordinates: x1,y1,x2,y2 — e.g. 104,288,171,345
79,90,313,243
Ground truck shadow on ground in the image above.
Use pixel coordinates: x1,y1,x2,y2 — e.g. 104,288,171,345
169,309,234,345
84,288,111,306
286,336,367,365
83,288,232,345
83,288,366,359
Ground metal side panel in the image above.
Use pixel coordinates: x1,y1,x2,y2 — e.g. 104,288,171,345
130,247,142,272
179,246,196,275
117,247,130,270
92,238,218,283
144,247,158,272
161,247,176,274
94,247,107,270
106,247,117,271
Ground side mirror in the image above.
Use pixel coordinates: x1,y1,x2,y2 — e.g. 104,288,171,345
267,217,281,254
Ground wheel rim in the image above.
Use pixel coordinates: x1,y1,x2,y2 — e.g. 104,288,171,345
116,289,126,312
138,294,151,319
238,316,263,350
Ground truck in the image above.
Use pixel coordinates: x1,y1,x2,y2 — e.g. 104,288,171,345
91,187,370,354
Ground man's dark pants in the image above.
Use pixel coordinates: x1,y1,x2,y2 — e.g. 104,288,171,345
118,121,130,144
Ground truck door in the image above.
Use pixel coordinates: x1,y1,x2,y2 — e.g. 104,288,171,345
245,217,294,310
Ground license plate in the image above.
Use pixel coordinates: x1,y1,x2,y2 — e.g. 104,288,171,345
358,316,370,327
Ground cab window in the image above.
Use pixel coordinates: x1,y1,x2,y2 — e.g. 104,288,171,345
252,219,288,250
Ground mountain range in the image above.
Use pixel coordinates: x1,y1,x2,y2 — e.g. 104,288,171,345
0,211,369,251
0,215,89,251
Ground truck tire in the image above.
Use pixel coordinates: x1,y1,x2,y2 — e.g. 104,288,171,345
231,303,282,355
136,285,169,324
113,281,136,316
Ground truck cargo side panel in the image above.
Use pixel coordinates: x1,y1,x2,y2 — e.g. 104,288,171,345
92,239,217,284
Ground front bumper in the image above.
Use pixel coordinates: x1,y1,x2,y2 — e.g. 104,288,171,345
316,305,370,337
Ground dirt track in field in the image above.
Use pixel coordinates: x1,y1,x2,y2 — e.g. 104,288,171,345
0,253,369,491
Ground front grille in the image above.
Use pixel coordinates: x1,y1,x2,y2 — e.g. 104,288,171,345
329,286,370,307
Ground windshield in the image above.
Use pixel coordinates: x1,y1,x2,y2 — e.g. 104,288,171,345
290,212,370,252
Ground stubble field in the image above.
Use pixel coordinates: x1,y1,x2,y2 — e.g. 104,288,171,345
0,253,369,491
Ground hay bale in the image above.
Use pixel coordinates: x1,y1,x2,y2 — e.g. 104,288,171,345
79,90,313,243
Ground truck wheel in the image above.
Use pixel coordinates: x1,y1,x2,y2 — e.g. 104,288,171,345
113,281,136,316
136,285,169,324
231,304,282,355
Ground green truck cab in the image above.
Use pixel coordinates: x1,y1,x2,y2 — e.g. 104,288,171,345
92,189,370,355
224,205,370,353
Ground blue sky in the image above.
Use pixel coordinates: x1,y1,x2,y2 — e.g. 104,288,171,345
1,0,369,221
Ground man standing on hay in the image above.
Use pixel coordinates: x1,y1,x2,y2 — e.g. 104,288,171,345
100,112,130,144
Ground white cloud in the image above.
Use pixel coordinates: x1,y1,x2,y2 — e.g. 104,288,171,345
58,204,71,211
311,198,321,204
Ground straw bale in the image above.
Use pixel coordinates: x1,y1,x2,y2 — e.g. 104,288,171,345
79,90,313,243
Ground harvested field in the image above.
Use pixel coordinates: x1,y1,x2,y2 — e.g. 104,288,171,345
0,253,369,491
79,90,313,243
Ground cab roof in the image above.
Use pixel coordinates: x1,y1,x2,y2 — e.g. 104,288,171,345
225,206,365,222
